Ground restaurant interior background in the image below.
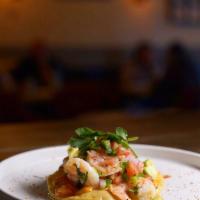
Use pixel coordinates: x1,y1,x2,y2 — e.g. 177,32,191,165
0,0,200,123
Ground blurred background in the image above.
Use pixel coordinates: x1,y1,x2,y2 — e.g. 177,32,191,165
0,0,200,123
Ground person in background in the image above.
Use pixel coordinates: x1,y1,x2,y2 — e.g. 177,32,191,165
120,42,157,107
153,43,200,108
11,40,65,119
11,40,64,93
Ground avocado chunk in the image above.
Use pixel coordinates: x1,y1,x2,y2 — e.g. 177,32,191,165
68,147,79,158
130,176,140,187
143,160,158,179
130,174,145,187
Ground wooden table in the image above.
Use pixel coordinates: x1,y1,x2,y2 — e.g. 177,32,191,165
0,110,200,160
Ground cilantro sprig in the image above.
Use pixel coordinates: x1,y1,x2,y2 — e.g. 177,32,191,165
105,179,112,188
101,140,116,156
128,186,139,195
120,161,128,180
68,127,138,157
76,165,88,186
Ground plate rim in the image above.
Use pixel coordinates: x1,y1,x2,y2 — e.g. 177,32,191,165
1,144,200,166
0,144,200,200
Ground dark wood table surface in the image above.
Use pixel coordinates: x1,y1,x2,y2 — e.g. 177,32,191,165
0,109,200,160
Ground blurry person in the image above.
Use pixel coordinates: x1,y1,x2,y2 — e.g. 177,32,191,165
10,40,65,119
153,43,200,108
120,42,157,107
11,40,64,94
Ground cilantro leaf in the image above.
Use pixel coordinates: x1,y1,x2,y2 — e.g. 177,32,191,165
105,179,112,188
68,127,138,157
101,140,116,156
121,161,128,173
75,127,95,137
69,137,91,149
107,133,121,143
120,140,129,148
116,127,128,140
128,137,139,142
76,166,88,186
128,186,139,195
89,141,100,150
121,161,128,180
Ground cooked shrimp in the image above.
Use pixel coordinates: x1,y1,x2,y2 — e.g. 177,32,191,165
63,158,99,188
109,184,131,200
137,179,157,200
87,150,121,177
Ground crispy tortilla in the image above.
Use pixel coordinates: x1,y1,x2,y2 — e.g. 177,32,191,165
59,191,115,200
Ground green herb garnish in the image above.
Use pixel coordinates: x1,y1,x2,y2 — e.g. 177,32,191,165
116,127,128,140
88,140,100,151
128,186,139,195
75,127,101,138
130,174,145,186
121,161,128,174
101,140,116,156
76,165,88,186
68,127,138,157
128,137,139,142
120,161,128,180
105,179,112,188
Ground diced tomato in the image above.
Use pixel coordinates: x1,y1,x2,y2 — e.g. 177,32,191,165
98,147,105,154
124,149,132,157
117,147,132,157
126,162,138,177
117,147,124,156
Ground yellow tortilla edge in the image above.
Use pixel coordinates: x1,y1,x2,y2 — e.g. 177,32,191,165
47,171,115,200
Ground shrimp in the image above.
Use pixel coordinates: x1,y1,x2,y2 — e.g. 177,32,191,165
137,179,157,200
109,184,131,200
87,150,121,177
63,158,99,188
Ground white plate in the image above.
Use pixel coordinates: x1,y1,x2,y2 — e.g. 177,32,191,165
0,144,200,200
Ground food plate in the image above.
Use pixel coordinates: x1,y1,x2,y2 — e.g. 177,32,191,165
0,144,200,200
